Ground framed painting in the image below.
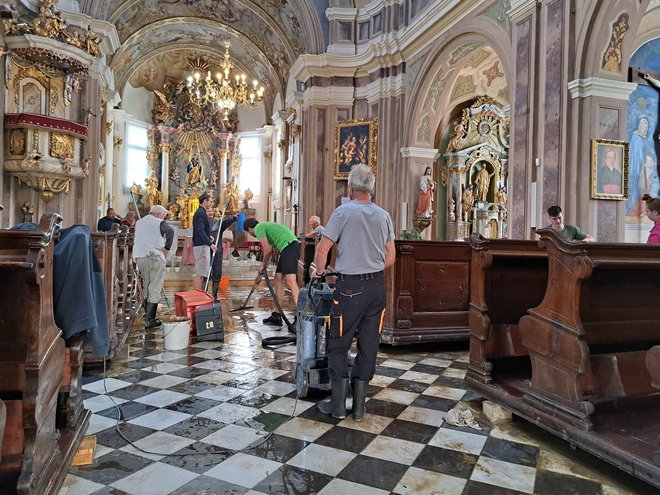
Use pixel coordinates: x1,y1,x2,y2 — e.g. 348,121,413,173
591,138,628,200
334,118,378,180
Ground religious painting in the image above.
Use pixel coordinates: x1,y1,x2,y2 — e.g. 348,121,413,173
334,118,378,180
591,139,628,200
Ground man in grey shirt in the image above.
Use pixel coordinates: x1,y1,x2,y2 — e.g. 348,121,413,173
311,164,395,421
305,215,324,239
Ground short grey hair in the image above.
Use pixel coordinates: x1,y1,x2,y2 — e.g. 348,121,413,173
348,164,375,194
150,205,168,216
309,215,321,224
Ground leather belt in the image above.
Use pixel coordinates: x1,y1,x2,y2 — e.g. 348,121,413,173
336,271,382,281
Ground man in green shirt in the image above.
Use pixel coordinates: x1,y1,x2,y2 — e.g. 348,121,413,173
546,205,594,242
243,218,300,326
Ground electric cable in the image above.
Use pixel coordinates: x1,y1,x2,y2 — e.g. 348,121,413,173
100,342,302,458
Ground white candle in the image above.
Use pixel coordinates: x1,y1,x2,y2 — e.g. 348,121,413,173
401,202,407,231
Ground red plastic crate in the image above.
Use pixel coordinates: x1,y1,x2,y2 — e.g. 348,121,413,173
175,289,214,333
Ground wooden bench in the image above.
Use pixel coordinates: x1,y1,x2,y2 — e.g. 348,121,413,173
297,236,315,287
115,226,139,338
647,346,660,466
297,236,336,288
466,235,548,386
0,214,90,494
125,227,139,323
0,399,5,462
89,225,120,363
382,240,471,345
520,228,660,431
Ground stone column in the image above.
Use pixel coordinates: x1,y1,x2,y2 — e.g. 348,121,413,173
159,143,171,205
508,0,539,239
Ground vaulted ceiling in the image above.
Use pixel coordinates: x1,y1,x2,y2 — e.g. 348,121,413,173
79,0,326,101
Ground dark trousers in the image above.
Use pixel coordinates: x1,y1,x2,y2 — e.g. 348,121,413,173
327,272,386,380
211,245,223,281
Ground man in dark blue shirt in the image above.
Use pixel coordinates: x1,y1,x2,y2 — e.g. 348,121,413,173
97,208,122,232
192,193,216,290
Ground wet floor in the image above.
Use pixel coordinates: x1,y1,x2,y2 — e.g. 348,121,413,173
60,283,657,495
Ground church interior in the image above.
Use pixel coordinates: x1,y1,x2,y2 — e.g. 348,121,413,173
0,0,659,494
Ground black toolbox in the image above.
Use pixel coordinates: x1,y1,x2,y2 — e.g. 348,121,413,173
194,302,224,341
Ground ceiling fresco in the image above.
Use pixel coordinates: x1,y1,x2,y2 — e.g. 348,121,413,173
107,0,304,53
80,0,314,106
111,17,283,97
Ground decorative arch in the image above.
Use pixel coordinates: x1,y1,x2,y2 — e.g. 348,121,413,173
403,15,513,148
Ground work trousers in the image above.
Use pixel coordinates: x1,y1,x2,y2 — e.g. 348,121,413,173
136,255,165,304
327,272,386,380
211,245,223,282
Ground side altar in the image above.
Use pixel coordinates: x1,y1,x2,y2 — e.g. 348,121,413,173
443,96,509,240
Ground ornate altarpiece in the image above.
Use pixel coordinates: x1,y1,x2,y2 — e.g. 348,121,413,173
146,80,243,227
444,97,509,240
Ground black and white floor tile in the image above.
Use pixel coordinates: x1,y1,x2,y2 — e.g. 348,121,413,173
59,286,656,495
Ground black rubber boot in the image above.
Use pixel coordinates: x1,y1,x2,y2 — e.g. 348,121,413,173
317,378,348,419
144,302,162,329
212,280,220,301
263,312,283,326
351,379,369,422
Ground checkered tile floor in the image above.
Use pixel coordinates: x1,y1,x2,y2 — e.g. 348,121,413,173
60,286,656,495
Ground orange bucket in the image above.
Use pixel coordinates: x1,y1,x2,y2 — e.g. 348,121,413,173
219,276,230,290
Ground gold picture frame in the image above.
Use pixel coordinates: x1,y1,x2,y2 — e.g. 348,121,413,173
334,117,378,180
591,138,628,200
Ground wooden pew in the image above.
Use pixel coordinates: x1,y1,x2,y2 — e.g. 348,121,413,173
0,214,90,494
89,225,120,363
297,236,315,287
297,236,336,288
125,227,139,322
466,235,548,386
520,228,660,431
0,399,5,462
382,240,471,345
647,346,660,466
115,226,129,335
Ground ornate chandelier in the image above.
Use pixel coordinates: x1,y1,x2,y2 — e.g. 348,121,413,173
185,41,265,121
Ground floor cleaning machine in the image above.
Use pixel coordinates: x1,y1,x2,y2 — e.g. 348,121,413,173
294,278,353,399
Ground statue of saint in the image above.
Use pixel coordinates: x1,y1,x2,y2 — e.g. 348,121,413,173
495,187,508,211
225,178,239,213
415,166,437,218
145,175,161,207
474,165,495,203
462,184,474,222
243,188,254,210
21,201,34,223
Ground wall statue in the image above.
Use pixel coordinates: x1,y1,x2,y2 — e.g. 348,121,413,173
473,164,495,203
225,178,239,213
461,184,474,222
415,166,436,218
21,201,34,223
